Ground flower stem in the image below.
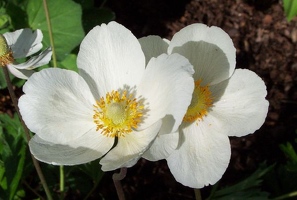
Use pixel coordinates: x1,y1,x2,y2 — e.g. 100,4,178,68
194,188,202,200
42,0,57,68
112,167,127,200
2,66,53,200
60,165,65,199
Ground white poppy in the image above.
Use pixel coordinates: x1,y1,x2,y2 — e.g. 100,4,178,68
0,28,52,79
139,24,269,188
18,22,194,171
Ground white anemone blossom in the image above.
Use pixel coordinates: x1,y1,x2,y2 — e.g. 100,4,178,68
18,22,194,171
139,24,269,188
0,28,52,79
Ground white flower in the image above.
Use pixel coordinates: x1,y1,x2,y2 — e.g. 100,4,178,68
0,28,52,79
139,24,269,188
18,22,194,171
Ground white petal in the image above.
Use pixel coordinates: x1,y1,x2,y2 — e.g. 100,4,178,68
142,128,179,161
209,69,269,137
99,120,162,171
7,65,34,79
77,21,145,99
142,115,180,161
168,24,236,85
12,47,52,70
167,123,231,188
3,29,43,58
136,53,194,130
19,68,96,144
138,35,169,65
29,129,114,165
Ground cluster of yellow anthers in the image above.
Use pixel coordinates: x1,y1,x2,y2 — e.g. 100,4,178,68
183,80,213,123
0,34,14,67
93,90,144,137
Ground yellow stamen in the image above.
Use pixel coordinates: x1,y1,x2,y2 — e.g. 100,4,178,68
0,34,14,67
93,90,144,137
183,80,213,123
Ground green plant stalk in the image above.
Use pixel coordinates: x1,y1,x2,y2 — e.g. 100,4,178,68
60,165,65,199
2,66,53,200
194,189,202,200
42,0,57,68
273,190,297,200
43,0,64,197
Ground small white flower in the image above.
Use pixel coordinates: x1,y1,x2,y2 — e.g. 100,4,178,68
18,22,194,171
0,28,52,79
139,24,269,188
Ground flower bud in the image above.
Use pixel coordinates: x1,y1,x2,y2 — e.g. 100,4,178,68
0,34,14,67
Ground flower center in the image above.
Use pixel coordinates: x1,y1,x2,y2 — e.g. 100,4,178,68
0,34,14,67
183,80,213,123
93,90,144,137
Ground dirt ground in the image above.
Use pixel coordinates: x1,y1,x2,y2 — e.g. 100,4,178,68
100,0,297,199
1,0,296,199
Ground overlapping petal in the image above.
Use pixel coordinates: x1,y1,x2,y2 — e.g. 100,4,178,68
3,29,43,58
138,36,168,65
29,128,114,165
77,22,145,99
10,47,52,70
7,65,34,80
168,24,236,85
208,69,269,137
7,47,52,79
142,127,179,161
19,68,96,144
167,123,231,188
100,120,162,171
136,53,194,130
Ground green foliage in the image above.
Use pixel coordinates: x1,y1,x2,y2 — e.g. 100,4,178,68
207,164,273,200
74,0,115,33
82,7,115,33
280,139,297,168
264,132,297,199
60,54,78,72
0,113,27,200
26,0,85,61
283,0,297,21
0,10,10,30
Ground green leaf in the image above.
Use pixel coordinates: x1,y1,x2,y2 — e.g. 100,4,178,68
0,5,13,34
59,53,78,72
82,7,115,33
0,113,27,200
79,159,104,183
26,0,85,60
5,1,27,30
0,13,10,29
208,164,273,200
283,0,297,21
280,142,297,163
